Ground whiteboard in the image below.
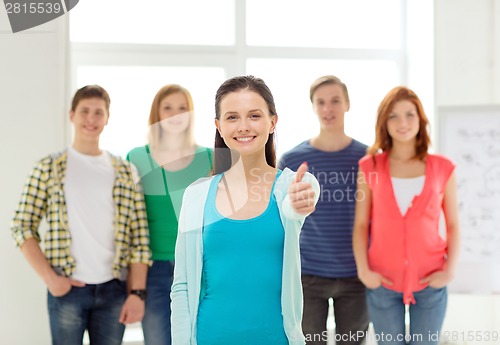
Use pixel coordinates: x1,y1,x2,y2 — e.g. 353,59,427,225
438,105,500,294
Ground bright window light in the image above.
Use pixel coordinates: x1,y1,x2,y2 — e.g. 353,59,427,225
247,58,400,158
76,66,226,157
70,0,235,45
247,0,401,49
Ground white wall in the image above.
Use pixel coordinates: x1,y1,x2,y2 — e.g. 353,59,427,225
435,0,495,105
0,10,68,345
435,1,500,344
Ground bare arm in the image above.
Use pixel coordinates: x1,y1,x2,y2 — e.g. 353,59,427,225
20,238,56,284
442,172,460,275
352,170,371,277
20,238,84,296
127,263,148,291
119,262,148,325
352,169,392,288
420,172,460,287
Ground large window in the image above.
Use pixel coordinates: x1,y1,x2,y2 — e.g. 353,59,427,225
70,0,235,45
246,58,399,154
71,0,432,342
246,0,401,49
71,0,433,160
75,65,225,156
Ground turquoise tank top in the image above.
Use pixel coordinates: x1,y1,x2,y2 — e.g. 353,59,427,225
196,171,288,345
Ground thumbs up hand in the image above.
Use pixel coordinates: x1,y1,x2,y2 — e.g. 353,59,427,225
289,162,316,216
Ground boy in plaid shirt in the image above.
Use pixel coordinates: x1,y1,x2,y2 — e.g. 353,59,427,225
11,85,151,345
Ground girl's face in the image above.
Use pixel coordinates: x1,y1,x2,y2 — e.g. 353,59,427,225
312,83,349,130
159,92,191,134
215,89,277,158
386,100,420,145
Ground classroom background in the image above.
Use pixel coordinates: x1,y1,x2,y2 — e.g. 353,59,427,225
1,1,499,344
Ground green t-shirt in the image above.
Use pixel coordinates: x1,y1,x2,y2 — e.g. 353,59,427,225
127,145,212,261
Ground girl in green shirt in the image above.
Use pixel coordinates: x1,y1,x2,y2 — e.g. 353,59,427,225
127,84,212,345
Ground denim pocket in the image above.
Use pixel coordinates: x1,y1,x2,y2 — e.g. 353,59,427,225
48,286,75,299
414,285,447,309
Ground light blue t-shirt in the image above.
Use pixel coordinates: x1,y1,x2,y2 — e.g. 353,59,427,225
196,171,288,345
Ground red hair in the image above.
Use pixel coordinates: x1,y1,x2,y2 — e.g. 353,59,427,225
368,86,431,160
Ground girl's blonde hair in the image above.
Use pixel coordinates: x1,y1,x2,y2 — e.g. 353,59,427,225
148,84,195,149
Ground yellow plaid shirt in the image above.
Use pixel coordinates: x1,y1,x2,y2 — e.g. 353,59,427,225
11,150,151,279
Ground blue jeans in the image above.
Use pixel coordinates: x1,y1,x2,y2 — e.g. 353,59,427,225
47,279,127,345
366,286,447,345
142,260,174,345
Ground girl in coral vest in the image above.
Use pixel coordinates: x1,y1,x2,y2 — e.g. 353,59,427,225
353,86,460,345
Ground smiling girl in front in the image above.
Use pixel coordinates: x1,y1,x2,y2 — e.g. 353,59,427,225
353,86,460,345
171,76,320,345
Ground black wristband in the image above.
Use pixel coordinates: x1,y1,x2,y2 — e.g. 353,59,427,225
130,289,147,301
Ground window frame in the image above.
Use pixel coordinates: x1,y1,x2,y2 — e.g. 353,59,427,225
69,1,436,343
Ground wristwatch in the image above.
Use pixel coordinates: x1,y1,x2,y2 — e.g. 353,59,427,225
130,289,147,301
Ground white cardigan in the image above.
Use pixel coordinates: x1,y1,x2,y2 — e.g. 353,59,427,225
170,168,320,345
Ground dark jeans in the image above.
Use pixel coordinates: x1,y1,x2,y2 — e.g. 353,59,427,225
302,275,369,345
47,279,127,345
142,260,174,345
